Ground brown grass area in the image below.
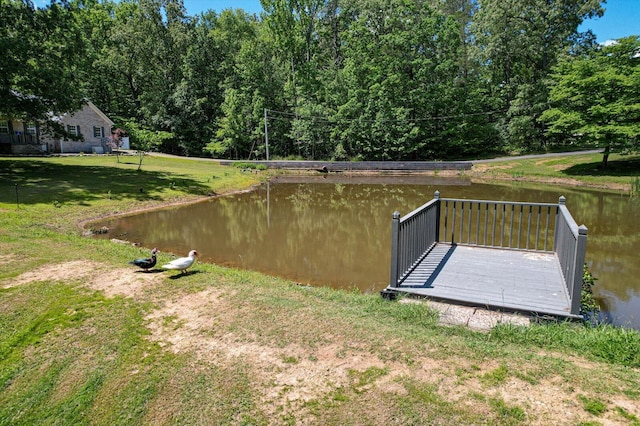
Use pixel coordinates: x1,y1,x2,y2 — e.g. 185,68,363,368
4,260,163,298
0,254,18,265
470,172,629,191
4,260,639,425
472,163,517,172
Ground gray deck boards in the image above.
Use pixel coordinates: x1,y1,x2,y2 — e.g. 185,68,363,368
390,243,577,318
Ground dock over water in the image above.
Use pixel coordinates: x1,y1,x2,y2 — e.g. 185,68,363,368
383,192,588,320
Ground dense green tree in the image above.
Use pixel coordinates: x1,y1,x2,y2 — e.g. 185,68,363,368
203,10,281,159
540,36,640,167
73,0,119,118
80,0,191,142
209,87,251,158
7,0,625,161
471,0,603,151
229,27,289,160
1,0,86,131
170,11,226,156
335,0,487,160
261,0,353,159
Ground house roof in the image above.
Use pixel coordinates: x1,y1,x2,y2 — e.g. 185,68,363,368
86,101,114,126
48,100,114,126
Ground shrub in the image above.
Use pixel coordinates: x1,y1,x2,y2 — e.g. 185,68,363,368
581,264,600,323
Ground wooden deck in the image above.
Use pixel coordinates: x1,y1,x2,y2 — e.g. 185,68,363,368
389,243,579,319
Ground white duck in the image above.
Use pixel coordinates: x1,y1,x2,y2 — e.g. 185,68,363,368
161,250,198,274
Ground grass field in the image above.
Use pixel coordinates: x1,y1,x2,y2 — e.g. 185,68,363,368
1,153,639,425
469,152,640,191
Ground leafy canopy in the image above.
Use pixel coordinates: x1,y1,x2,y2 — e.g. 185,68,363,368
1,0,86,123
540,36,640,165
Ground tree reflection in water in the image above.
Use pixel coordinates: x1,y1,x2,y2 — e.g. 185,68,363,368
95,176,640,329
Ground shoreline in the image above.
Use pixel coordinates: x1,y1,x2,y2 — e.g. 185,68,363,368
79,165,630,234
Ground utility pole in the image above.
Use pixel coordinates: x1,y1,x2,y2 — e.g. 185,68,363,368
264,108,269,160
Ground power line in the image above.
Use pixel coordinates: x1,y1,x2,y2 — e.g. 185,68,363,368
265,108,505,123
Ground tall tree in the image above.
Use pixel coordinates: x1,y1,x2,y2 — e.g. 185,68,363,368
207,13,286,159
82,0,191,131
471,0,603,150
336,0,482,160
540,36,640,167
74,0,121,117
170,11,225,156
1,0,86,128
261,0,335,158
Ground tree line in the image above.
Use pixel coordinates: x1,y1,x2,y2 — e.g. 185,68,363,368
2,0,638,162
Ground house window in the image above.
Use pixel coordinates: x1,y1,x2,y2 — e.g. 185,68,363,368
67,125,78,136
0,121,8,134
26,122,37,135
93,126,104,138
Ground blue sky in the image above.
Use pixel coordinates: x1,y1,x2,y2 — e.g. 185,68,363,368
27,0,637,43
188,0,639,44
187,0,262,15
578,0,640,43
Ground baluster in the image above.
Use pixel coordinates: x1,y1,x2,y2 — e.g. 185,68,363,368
451,201,457,243
483,203,488,245
500,204,506,247
443,200,449,245
467,201,473,243
509,204,515,248
535,205,541,250
476,203,481,245
460,201,465,244
518,204,523,249
491,203,497,246
544,206,551,251
526,205,532,249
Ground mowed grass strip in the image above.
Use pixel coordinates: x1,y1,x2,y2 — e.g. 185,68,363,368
471,152,640,190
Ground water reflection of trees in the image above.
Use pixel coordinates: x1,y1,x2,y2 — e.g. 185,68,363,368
99,180,640,326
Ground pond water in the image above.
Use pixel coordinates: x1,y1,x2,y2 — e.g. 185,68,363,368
94,175,640,329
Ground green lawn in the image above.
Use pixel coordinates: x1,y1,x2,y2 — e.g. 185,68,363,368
1,154,639,425
471,152,640,190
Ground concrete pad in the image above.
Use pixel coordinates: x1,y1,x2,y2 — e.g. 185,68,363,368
400,298,531,330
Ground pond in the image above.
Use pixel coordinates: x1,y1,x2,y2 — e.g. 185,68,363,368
93,175,640,329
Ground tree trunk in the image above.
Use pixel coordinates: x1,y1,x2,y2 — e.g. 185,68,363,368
137,151,144,171
602,145,610,168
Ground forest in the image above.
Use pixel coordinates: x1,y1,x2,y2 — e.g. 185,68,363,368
2,0,639,161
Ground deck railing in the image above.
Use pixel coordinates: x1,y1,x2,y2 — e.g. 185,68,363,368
389,196,441,287
389,191,588,315
439,197,559,251
554,197,589,315
0,133,39,144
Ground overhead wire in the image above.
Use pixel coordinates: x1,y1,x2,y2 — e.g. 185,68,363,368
264,108,506,123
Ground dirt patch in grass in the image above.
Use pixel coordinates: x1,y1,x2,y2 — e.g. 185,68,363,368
0,254,18,265
142,289,392,416
470,172,629,191
471,163,516,173
3,258,639,425
2,260,164,298
139,285,640,424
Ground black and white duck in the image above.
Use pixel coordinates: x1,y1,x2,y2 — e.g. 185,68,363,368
129,247,159,272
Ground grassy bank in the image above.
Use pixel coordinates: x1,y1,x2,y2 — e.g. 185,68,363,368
469,152,640,192
1,154,639,425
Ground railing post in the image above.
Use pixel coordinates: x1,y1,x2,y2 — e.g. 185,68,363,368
434,191,441,242
570,225,588,315
553,196,566,252
390,211,401,288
